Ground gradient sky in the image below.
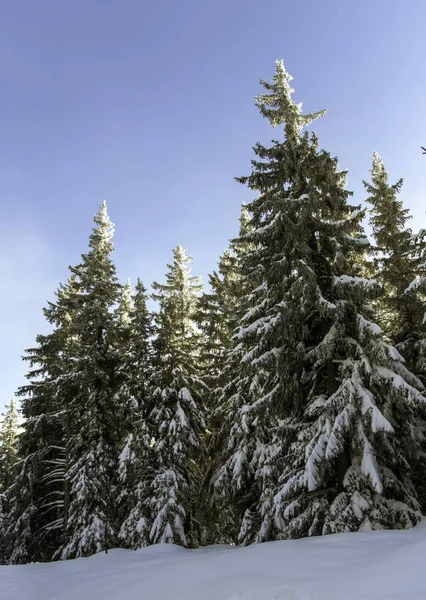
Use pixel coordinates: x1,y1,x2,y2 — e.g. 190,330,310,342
1,0,426,414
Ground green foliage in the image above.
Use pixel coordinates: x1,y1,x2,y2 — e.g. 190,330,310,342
0,399,19,493
61,202,122,559
5,274,81,563
0,398,20,564
364,153,426,384
117,279,154,549
149,246,206,547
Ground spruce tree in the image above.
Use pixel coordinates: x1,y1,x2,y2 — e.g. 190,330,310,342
60,202,124,559
117,279,154,549
363,153,426,385
5,275,80,564
0,398,19,492
5,204,140,562
198,205,254,543
114,280,138,441
198,205,253,409
0,398,19,563
213,60,425,544
149,246,206,547
116,280,134,341
0,493,5,564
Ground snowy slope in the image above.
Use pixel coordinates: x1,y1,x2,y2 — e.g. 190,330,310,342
2,523,426,600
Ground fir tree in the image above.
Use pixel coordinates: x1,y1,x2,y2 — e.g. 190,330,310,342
214,60,426,544
149,246,206,547
117,279,154,549
61,202,124,559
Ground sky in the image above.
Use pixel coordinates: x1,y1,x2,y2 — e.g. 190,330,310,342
1,0,426,414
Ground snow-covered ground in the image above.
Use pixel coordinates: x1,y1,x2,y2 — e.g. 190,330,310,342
2,523,426,600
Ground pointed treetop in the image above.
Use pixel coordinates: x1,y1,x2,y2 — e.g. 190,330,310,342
256,60,326,139
1,397,18,420
173,245,191,265
170,246,203,287
371,152,389,182
135,278,147,293
89,201,115,252
152,245,203,308
123,278,133,294
367,152,403,190
364,153,407,244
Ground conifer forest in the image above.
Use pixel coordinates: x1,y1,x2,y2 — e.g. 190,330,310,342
1,60,426,564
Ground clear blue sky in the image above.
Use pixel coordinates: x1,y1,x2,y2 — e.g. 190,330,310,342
1,0,426,414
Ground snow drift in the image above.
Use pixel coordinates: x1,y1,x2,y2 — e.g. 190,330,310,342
2,522,426,600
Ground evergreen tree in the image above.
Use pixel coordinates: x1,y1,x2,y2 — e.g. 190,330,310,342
0,492,5,564
117,279,154,549
0,398,19,563
116,279,134,340
60,202,124,559
198,205,253,408
214,60,425,544
197,249,239,544
5,275,80,564
364,153,426,385
114,280,138,440
198,205,254,543
149,246,206,547
0,398,19,492
364,156,426,511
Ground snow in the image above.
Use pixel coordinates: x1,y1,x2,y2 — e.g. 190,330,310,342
255,211,281,234
404,277,421,294
333,275,379,289
3,524,426,600
287,193,309,202
360,428,383,493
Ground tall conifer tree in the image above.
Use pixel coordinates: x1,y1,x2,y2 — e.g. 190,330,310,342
214,61,426,544
0,398,19,564
0,399,19,493
117,279,154,549
364,154,426,509
61,202,124,559
198,206,254,542
149,246,205,547
5,275,80,563
364,153,426,384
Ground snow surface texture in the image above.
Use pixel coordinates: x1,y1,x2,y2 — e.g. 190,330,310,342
2,523,426,600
